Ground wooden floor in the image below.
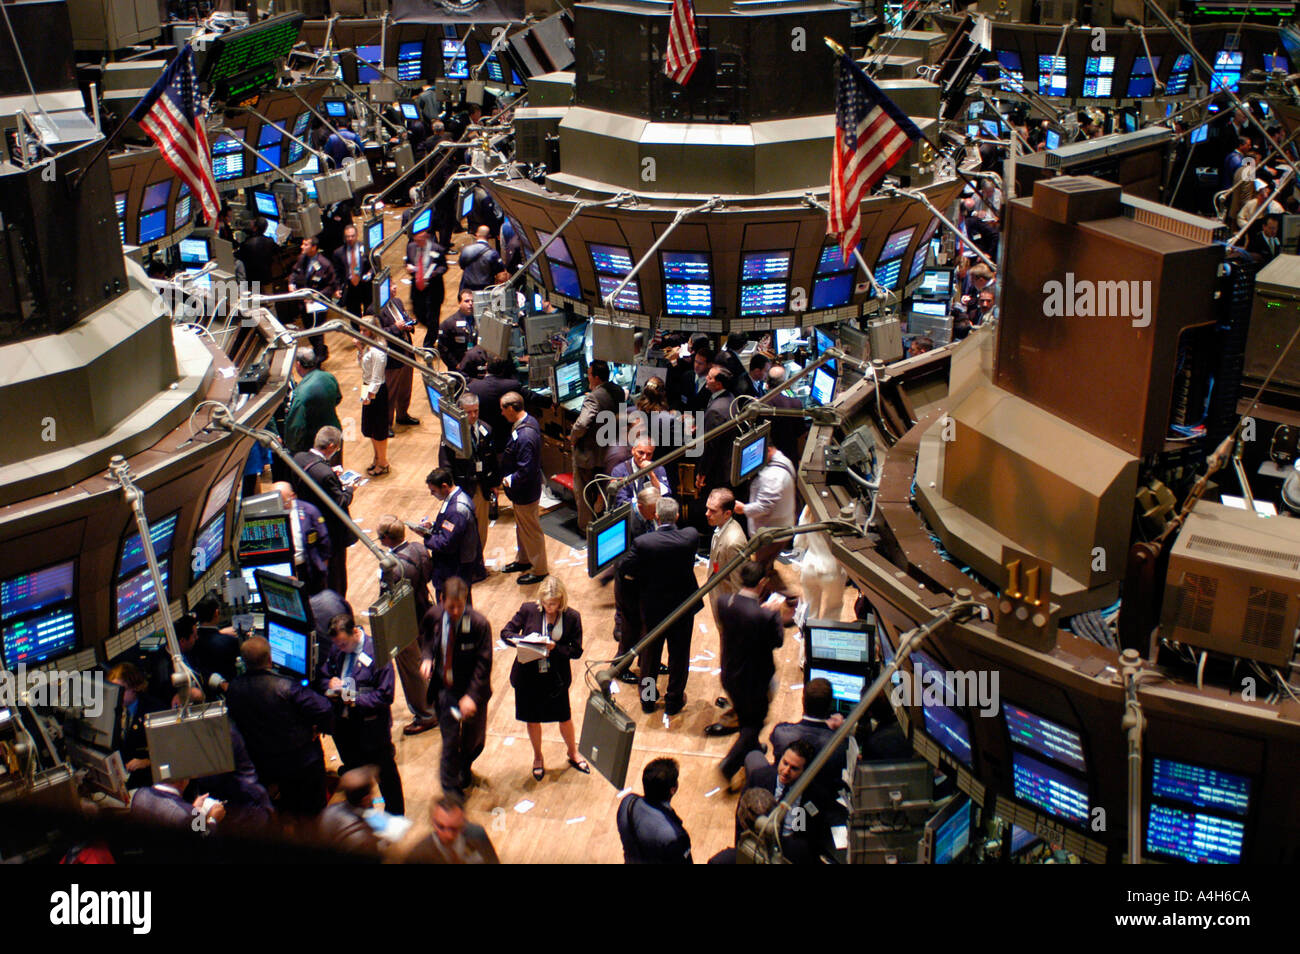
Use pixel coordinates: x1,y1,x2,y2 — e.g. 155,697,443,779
297,208,853,862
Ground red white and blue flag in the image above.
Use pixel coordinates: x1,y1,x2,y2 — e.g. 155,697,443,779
828,53,923,262
663,0,702,85
129,45,220,223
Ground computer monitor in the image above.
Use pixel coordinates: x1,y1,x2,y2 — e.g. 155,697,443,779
775,328,805,354
323,99,348,119
1146,804,1245,864
809,666,865,714
212,133,245,181
1045,128,1061,150
1003,702,1087,773
665,282,712,315
1127,55,1160,98
2,606,77,669
1166,53,1192,95
440,402,471,459
739,281,787,317
922,701,974,768
806,620,872,667
425,377,442,416
442,39,469,80
554,355,587,404
409,206,432,235
286,111,309,164
917,267,952,297
1189,123,1209,145
356,44,382,84
879,227,914,262
398,41,423,81
239,562,293,607
597,275,642,312
1212,50,1242,92
549,261,582,298
921,795,973,864
373,269,391,313
854,759,934,811
237,514,293,567
587,504,632,576
1082,55,1115,98
138,208,168,244
1037,54,1069,96
563,321,588,358
1150,756,1250,816
459,187,475,220
1011,750,1089,824
251,190,278,220
400,101,419,120
174,187,192,231
741,250,791,282
115,564,169,630
254,569,313,627
874,258,903,292
178,236,211,265
811,273,854,310
119,513,179,579
814,326,835,357
192,512,226,582
661,250,711,279
266,619,311,680
810,366,837,405
2,560,75,623
730,422,770,485
365,217,384,257
911,299,950,318
298,153,320,176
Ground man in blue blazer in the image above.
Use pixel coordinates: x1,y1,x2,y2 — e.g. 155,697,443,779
316,613,404,817
498,391,549,584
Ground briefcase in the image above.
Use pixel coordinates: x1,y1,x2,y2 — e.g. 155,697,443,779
578,691,636,790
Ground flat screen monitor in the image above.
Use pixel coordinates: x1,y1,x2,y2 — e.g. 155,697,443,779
442,39,469,80
739,282,787,316
193,512,226,580
1146,804,1245,864
995,50,1025,91
817,243,851,274
1213,50,1242,93
590,243,633,275
741,250,791,281
538,230,574,265
477,41,505,83
425,378,442,416
775,328,804,353
323,98,348,119
239,562,292,606
212,134,245,181
174,188,191,231
440,404,469,458
287,111,309,163
587,504,632,576
814,326,835,357
375,270,391,311
912,299,950,318
930,796,973,864
1150,757,1250,816
1083,54,1115,99
917,267,952,297
731,423,770,485
563,321,588,357
665,283,712,315
443,23,459,38
366,217,384,255
2,607,76,668
409,206,432,235
1003,702,1087,773
267,619,311,679
1166,53,1192,95
138,208,167,244
549,261,582,298
661,250,711,280
141,180,171,213
810,366,837,405
1265,53,1289,73
812,273,854,310
909,244,929,282
809,667,865,714
178,236,211,265
1045,129,1061,150
255,569,312,626
555,357,587,404
807,622,871,664
237,514,292,566
253,190,279,219
298,153,320,176
255,143,281,174
116,563,170,630
874,258,903,292
879,227,914,262
1038,55,1069,96
397,41,423,81
1189,123,1209,144
356,44,382,83
119,513,179,579
200,469,238,530
1127,55,1160,97
2,561,76,622
400,101,419,120
597,274,641,311
1011,750,1089,824
459,188,475,219
922,702,973,768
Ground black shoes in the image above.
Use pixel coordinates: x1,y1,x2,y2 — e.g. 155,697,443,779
402,717,438,736
618,670,640,685
704,722,740,737
501,561,531,574
396,415,421,426
664,697,686,717
518,572,547,585
641,699,658,714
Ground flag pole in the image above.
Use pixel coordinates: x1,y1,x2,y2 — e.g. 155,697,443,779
823,35,999,268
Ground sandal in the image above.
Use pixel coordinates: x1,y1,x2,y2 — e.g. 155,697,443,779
567,756,591,774
532,760,545,781
366,464,390,477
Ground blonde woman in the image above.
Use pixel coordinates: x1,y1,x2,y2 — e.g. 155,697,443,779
500,577,590,780
357,319,390,476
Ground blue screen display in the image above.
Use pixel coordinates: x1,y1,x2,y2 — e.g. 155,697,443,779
442,410,464,451
212,135,245,180
443,39,468,80
1004,703,1087,773
874,258,903,291
2,607,76,668
809,667,865,707
1146,804,1245,864
739,435,766,478
116,564,170,629
817,244,850,273
550,261,582,298
810,367,836,405
812,273,853,309
426,381,442,415
2,562,74,621
119,513,179,578
253,191,278,218
879,227,914,262
256,143,281,174
666,283,711,315
367,219,384,252
138,209,168,244
935,798,973,864
356,44,382,83
1038,55,1069,96
595,520,627,567
194,513,225,577
598,274,641,311
1012,750,1089,824
923,701,973,768
590,243,633,275
410,207,432,234
1166,54,1192,95
398,42,423,81
661,251,711,280
1151,758,1250,816
267,619,310,677
741,251,791,281
739,282,786,316
174,189,191,231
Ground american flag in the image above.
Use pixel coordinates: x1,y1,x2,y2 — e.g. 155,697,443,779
828,53,923,262
663,0,702,85
129,46,219,223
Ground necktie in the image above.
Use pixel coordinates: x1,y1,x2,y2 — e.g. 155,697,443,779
416,247,427,291
352,246,359,277
444,616,454,687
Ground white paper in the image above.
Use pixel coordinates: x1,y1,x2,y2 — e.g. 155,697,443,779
789,684,803,692
831,825,849,851
704,787,720,798
688,666,712,673
566,816,586,825
514,799,534,814
502,736,515,746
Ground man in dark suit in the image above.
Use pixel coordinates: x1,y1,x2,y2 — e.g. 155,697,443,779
1249,214,1284,262
190,592,240,691
131,777,225,831
468,357,518,458
237,216,278,287
438,289,476,371
310,589,350,649
376,293,420,429
292,426,355,598
765,364,806,466
743,738,821,863
225,636,333,818
613,484,661,658
696,364,737,502
318,767,383,855
274,480,332,595
283,349,343,455
421,468,483,597
717,334,756,398
570,359,627,533
619,495,700,714
716,561,788,787
288,235,338,362
438,392,497,549
616,757,692,863
332,223,373,317
405,228,449,349
419,577,493,796
763,677,850,813
316,612,404,816
499,391,548,584
376,516,438,736
457,224,507,293
406,792,500,863
668,341,714,413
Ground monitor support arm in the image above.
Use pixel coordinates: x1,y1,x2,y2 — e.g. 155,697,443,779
503,191,637,292
601,196,724,311
801,194,896,306
1120,648,1147,865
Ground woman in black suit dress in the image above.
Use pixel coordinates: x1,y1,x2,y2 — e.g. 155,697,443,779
500,577,591,781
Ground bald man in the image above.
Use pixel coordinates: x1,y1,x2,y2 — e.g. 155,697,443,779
274,481,331,594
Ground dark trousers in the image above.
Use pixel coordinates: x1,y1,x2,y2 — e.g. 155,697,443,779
327,542,349,600
720,689,769,779
301,305,328,360
411,279,444,332
386,363,414,423
342,280,371,318
334,729,404,817
266,755,327,818
754,540,788,595
638,619,693,707
395,642,436,722
436,688,487,796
